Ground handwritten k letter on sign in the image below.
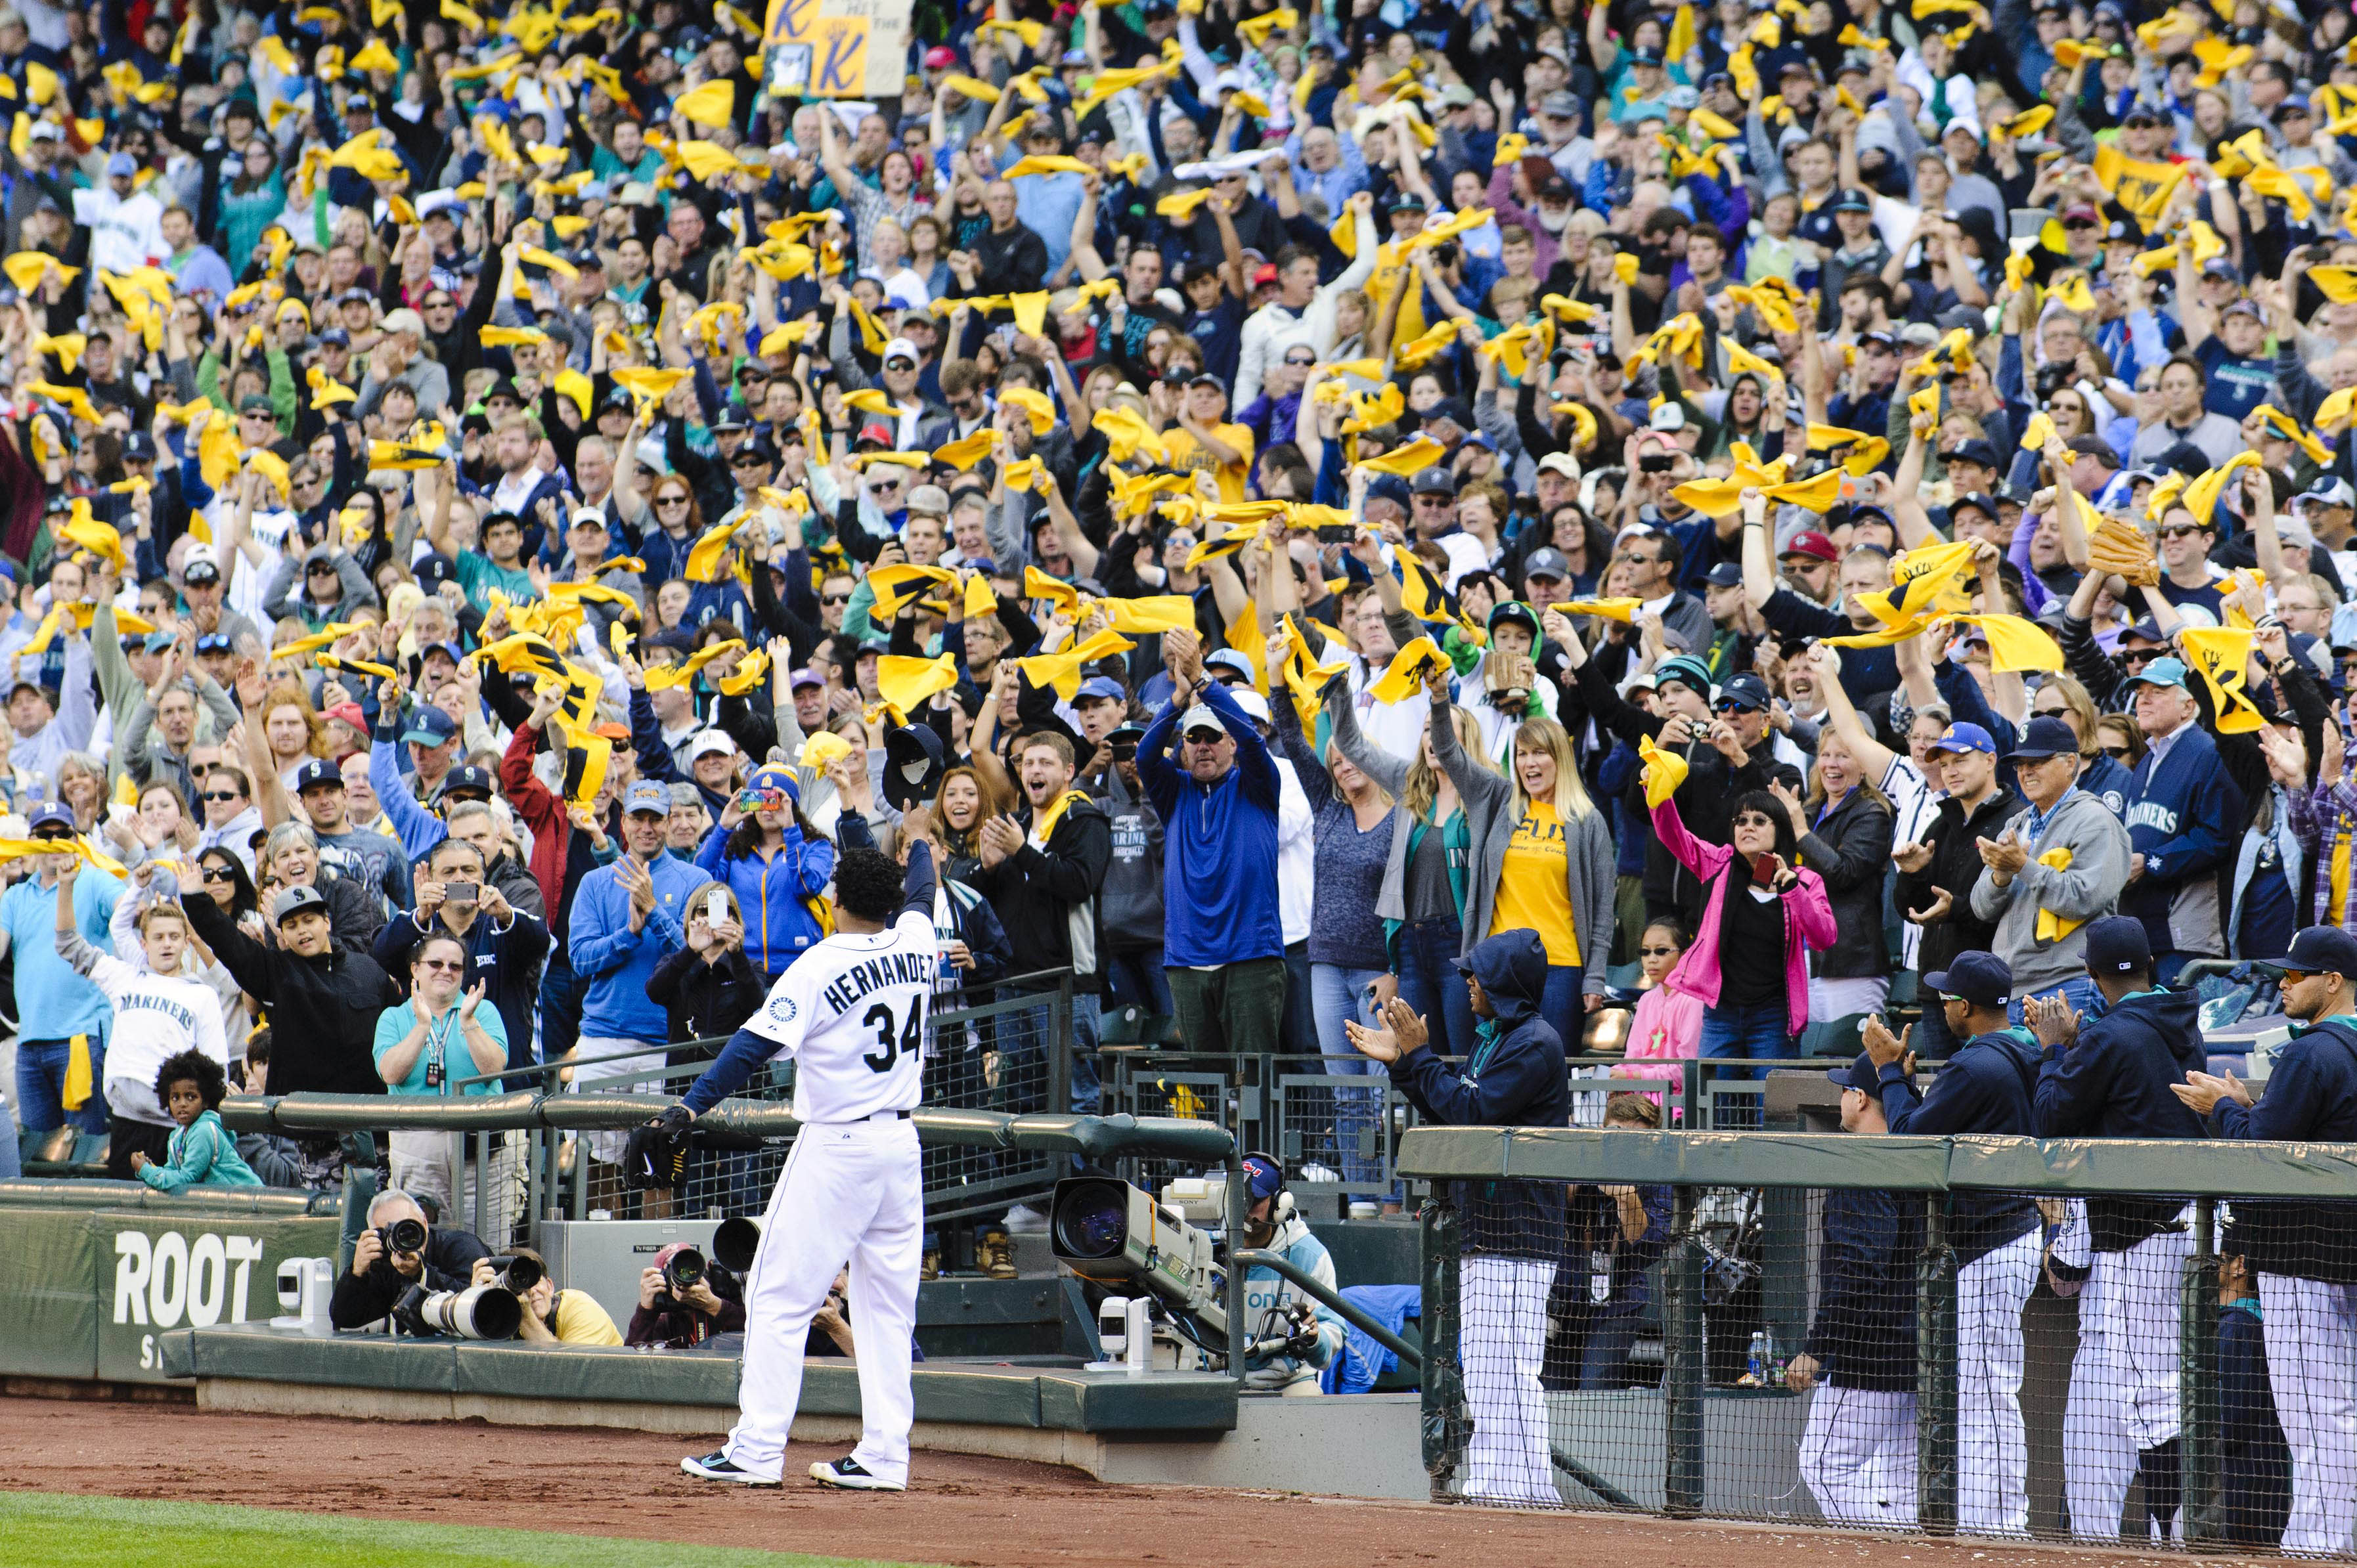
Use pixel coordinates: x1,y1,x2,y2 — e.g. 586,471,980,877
764,0,905,97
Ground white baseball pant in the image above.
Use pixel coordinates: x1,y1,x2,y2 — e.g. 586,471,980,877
722,1117,923,1486
2259,1274,2357,1556
1461,1255,1559,1506
1799,1384,1919,1527
2063,1215,2190,1542
1957,1228,2040,1537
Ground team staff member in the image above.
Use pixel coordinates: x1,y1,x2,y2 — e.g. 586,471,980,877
2027,916,2210,1544
1231,1154,1346,1396
2175,926,2357,1557
665,844,940,1492
1789,1052,1921,1529
1864,953,2042,1538
1349,928,1568,1507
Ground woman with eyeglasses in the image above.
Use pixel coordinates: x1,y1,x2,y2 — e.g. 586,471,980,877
1775,733,1896,1028
373,933,508,1211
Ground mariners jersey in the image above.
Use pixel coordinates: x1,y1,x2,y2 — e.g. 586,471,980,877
743,909,938,1123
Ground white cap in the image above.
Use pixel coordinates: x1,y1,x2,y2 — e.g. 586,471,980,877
569,505,609,530
1178,705,1227,737
1228,689,1273,726
380,307,425,338
688,730,736,762
882,336,919,365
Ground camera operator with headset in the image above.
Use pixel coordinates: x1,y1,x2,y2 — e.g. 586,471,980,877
1233,1154,1346,1395
468,1246,621,1345
330,1188,491,1330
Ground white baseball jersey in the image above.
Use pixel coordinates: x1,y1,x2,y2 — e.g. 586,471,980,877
743,909,938,1123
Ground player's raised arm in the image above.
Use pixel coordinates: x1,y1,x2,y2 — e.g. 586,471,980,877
899,838,937,924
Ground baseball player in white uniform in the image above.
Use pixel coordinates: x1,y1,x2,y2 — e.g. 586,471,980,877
665,841,937,1492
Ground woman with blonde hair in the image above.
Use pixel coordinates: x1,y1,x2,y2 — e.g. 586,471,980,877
1773,731,1895,1026
1421,668,1616,1047
1325,674,1487,1056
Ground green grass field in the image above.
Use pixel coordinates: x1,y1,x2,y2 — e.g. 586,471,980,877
0,1492,936,1568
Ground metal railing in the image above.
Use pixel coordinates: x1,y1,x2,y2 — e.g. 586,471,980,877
1401,1125,2357,1545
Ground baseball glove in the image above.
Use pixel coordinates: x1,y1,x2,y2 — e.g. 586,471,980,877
2086,517,2161,586
625,1104,695,1191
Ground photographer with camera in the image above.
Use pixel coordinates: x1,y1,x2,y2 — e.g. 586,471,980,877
330,1188,491,1330
627,1239,746,1349
469,1247,621,1345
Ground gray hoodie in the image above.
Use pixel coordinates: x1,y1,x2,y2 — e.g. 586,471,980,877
1967,786,2133,997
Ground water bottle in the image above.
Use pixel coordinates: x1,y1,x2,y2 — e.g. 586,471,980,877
1746,1330,1767,1383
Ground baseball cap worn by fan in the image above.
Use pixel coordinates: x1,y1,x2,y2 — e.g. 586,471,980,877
1180,705,1228,738
2081,915,2151,976
402,707,459,747
1926,721,1995,758
274,885,328,925
294,758,342,793
1523,548,1571,581
2011,716,2081,760
2263,926,2357,980
624,781,671,817
688,730,736,762
1779,531,1838,563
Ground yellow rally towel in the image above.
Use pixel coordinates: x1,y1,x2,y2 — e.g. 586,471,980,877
867,564,958,619
1017,629,1137,700
1639,733,1688,809
2019,410,2056,452
1367,636,1450,704
875,652,960,712
2180,451,2262,528
1942,613,2063,674
1032,789,1093,844
2034,848,2086,943
1357,437,1447,477
2178,626,2266,734
1556,599,1642,622
62,1032,91,1111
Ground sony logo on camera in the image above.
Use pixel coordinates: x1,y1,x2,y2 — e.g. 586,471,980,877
112,1229,268,1328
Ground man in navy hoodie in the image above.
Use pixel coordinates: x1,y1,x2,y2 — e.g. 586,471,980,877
2118,658,2243,985
2174,925,2357,1556
1350,928,1568,1506
2027,915,2209,1544
1788,1051,1922,1528
1864,950,2042,1538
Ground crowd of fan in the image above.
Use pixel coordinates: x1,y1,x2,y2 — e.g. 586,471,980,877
0,0,2356,1314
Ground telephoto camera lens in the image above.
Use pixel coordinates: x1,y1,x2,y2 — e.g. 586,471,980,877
711,1217,761,1273
491,1254,542,1294
663,1246,707,1297
391,1282,523,1340
381,1217,428,1253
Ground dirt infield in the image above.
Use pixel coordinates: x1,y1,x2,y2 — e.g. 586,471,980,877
0,1396,2253,1568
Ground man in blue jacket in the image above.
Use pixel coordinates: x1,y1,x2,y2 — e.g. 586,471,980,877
2175,925,2357,1557
1139,636,1284,1055
2119,658,2243,984
1788,1051,1922,1529
567,780,701,1211
2027,915,2209,1544
1348,927,1567,1506
1864,950,2042,1538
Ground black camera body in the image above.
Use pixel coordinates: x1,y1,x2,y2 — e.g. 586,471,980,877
486,1254,542,1294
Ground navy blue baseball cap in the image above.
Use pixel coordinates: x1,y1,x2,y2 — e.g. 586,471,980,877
1924,950,2014,1009
443,764,495,800
2262,925,2357,980
26,801,74,834
1825,1049,1878,1091
2011,715,2081,760
2082,915,2153,976
1926,720,1995,758
1715,673,1772,712
401,706,459,747
293,758,342,793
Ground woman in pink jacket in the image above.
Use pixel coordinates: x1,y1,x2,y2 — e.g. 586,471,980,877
1614,917,1703,1115
1650,790,1838,1114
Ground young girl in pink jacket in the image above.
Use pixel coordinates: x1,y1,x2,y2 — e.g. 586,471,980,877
1614,917,1703,1115
1650,791,1838,1109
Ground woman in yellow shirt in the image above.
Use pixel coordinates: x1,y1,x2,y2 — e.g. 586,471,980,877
1428,672,1617,1049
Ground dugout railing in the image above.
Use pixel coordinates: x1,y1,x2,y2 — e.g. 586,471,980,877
1400,1122,2357,1551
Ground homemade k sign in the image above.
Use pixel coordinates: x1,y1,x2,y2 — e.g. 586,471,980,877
764,0,905,97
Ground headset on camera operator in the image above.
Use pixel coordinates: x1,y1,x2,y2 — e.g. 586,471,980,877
330,1188,491,1331
1234,1154,1345,1396
470,1246,621,1345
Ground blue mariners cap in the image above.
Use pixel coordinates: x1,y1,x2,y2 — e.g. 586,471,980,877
2262,925,2357,980
401,705,458,747
1824,1049,1878,1091
293,758,342,793
2122,655,2190,691
2011,715,2080,760
1924,950,2014,1009
1926,720,1995,758
2081,915,2152,976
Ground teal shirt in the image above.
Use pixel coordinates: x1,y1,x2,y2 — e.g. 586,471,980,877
373,1000,510,1095
1,870,127,1041
455,549,537,615
141,1110,261,1190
